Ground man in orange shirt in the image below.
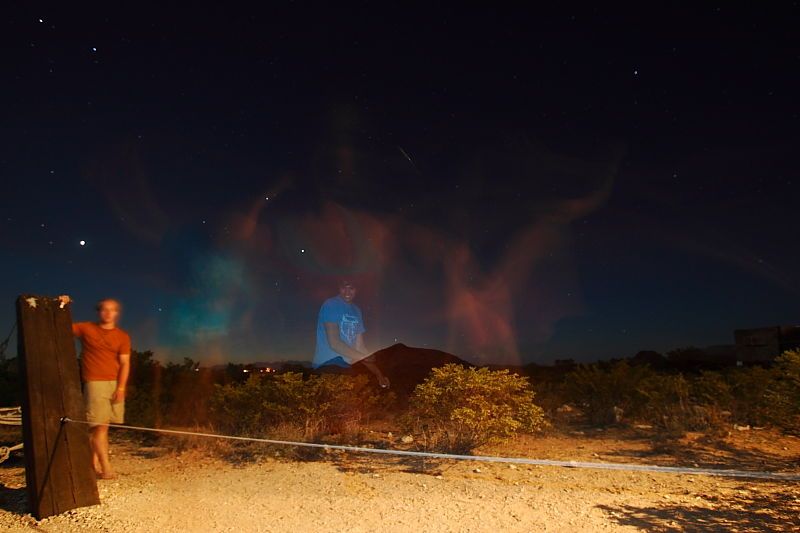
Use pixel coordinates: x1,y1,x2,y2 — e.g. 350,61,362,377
59,295,131,479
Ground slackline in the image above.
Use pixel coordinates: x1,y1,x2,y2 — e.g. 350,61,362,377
61,418,800,481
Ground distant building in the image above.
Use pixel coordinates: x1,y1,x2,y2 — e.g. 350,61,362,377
734,326,800,364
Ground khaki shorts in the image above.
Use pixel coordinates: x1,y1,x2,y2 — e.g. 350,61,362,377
84,380,125,427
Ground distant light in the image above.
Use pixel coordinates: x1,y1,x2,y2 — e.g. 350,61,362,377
265,196,269,201
243,369,249,373
79,240,86,246
91,47,97,52
300,248,305,253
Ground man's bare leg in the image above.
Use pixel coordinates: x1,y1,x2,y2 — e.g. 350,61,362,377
90,425,116,479
92,450,102,475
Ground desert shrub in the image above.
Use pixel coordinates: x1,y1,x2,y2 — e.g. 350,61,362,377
404,364,545,453
124,353,216,428
124,350,162,427
635,373,691,433
679,352,799,432
635,373,728,434
724,365,776,427
263,372,384,439
531,379,570,420
209,372,385,441
560,352,800,434
688,371,734,432
0,357,20,407
208,375,274,436
762,350,800,432
564,361,655,425
690,371,734,409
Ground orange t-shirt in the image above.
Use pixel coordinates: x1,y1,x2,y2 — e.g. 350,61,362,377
72,322,131,382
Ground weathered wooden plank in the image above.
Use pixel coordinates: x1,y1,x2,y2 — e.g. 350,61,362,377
16,295,100,519
52,303,98,506
17,297,53,516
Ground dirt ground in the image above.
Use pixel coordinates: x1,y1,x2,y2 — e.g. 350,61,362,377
1,428,799,532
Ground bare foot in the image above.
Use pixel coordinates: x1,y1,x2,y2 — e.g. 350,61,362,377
97,472,118,480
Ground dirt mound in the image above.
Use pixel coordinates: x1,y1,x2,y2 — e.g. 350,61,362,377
353,343,469,396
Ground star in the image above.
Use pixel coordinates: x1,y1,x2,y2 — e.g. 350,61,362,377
79,240,86,246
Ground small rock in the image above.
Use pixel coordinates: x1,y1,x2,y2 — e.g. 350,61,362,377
473,468,481,473
508,464,517,470
400,435,414,444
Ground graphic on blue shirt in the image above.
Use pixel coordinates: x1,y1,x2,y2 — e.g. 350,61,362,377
339,314,360,346
313,296,365,368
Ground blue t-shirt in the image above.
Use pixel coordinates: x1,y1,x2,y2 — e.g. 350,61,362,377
313,296,366,368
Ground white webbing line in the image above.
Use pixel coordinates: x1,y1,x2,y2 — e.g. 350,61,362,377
61,418,800,481
0,407,22,426
0,407,23,462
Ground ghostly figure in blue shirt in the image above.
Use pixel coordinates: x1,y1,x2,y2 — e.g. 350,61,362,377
313,280,390,388
314,295,365,367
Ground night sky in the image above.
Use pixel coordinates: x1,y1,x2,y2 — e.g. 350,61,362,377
2,4,799,365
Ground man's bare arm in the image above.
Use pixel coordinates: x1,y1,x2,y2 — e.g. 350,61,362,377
355,333,368,354
324,323,367,363
355,334,390,388
111,353,130,404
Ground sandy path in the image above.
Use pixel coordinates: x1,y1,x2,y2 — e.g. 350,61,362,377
2,439,799,532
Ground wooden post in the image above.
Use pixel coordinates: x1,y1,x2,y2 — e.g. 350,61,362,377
16,295,99,519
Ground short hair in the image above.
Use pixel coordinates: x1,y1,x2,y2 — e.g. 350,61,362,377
338,279,356,289
95,298,122,312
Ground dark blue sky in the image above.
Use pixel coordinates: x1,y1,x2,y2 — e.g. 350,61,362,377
1,4,798,365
